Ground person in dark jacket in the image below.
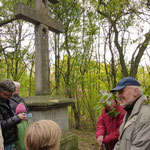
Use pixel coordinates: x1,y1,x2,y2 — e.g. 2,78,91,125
96,91,126,150
10,81,29,114
0,79,27,150
10,81,29,150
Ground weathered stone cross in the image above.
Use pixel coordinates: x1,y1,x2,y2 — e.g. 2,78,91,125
14,0,63,95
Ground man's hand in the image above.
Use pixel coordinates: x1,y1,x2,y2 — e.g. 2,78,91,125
97,135,104,146
18,113,27,121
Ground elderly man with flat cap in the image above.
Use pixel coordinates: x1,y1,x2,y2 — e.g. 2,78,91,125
111,77,150,150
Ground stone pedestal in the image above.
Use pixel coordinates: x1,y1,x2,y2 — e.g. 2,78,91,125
24,95,79,150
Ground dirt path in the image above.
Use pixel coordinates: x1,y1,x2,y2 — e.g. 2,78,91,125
70,129,100,150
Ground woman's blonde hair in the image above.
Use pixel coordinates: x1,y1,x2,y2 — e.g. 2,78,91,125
25,120,61,150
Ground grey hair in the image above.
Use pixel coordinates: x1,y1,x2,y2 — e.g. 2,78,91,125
130,85,143,96
0,79,15,92
136,86,143,95
13,81,20,87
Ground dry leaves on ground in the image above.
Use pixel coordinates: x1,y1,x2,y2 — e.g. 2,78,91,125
70,129,100,150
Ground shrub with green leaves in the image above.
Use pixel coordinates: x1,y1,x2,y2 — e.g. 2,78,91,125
97,90,121,118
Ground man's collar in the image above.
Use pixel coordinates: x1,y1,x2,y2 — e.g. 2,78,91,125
124,96,141,112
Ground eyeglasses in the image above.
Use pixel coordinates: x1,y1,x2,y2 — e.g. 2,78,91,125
2,91,12,98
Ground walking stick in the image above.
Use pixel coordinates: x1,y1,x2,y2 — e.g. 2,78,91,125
100,144,106,150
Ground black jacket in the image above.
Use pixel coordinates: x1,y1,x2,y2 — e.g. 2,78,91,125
0,98,21,145
10,94,29,113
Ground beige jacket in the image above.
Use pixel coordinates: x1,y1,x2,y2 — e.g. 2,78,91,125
113,95,150,150
0,126,4,150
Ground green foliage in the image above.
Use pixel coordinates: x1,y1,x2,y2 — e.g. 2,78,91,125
0,0,32,22
19,74,35,97
96,90,120,118
144,99,150,105
0,0,150,131
107,107,121,118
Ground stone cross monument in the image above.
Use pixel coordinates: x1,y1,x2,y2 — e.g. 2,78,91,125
14,0,64,95
14,1,78,149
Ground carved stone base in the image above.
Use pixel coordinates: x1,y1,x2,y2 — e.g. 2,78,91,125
24,95,79,150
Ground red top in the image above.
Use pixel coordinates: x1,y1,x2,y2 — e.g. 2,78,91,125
96,104,126,150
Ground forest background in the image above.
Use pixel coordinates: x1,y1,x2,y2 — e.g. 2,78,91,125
0,0,150,148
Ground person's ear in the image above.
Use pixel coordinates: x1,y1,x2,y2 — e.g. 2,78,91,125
134,88,139,97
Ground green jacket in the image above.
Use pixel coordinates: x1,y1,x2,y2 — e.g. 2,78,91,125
14,121,29,150
114,95,150,150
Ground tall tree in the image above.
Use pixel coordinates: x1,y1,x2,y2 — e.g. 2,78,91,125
49,0,83,129
97,0,150,78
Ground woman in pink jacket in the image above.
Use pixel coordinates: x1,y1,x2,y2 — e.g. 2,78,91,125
96,91,126,150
